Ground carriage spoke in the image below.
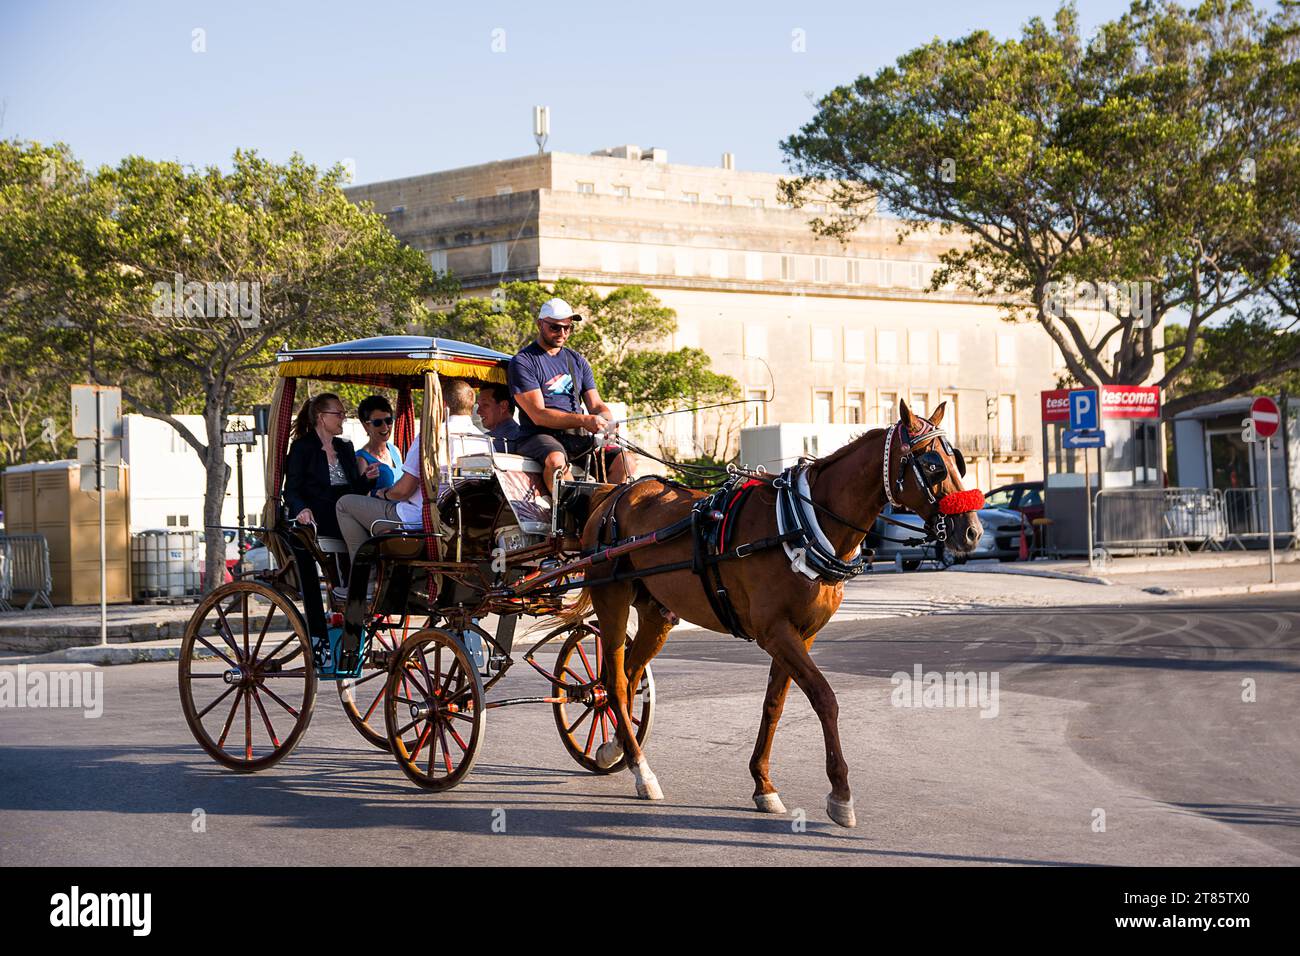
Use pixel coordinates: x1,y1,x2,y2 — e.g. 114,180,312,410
255,680,301,718
217,687,244,749
260,634,297,666
251,687,281,747
244,687,253,760
410,720,433,763
196,684,237,720
211,603,245,662
259,666,307,678
195,636,238,670
446,723,469,753
242,591,251,661
566,706,593,736
575,644,595,680
583,708,598,756
250,603,277,662
393,717,420,737
438,724,454,772
351,668,386,689
361,685,386,722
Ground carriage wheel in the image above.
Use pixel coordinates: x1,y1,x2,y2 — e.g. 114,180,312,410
383,628,485,791
338,615,430,751
551,623,655,774
178,581,317,772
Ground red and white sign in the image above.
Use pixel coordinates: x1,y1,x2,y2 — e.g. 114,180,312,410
1251,396,1281,439
1041,386,1161,423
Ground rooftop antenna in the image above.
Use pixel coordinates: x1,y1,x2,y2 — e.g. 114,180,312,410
533,106,550,154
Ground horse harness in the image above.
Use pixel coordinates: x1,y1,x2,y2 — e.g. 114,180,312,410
580,418,981,643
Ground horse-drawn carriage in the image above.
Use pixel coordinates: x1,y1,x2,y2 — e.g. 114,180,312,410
177,335,653,791
180,332,986,826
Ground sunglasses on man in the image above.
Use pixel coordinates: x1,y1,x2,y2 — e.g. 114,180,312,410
542,321,574,334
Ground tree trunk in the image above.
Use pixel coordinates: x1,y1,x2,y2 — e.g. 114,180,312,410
201,395,233,593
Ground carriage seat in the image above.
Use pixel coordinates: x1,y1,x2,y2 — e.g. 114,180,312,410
316,536,348,555
455,452,588,480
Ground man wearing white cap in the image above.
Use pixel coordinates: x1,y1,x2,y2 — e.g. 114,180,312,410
508,297,635,494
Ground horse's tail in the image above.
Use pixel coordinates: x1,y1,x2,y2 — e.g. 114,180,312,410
553,587,593,628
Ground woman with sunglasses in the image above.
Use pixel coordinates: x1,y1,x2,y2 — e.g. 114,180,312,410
354,395,402,491
283,393,378,539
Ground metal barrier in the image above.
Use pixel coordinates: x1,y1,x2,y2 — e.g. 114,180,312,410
0,534,55,611
1094,487,1227,555
1222,487,1298,549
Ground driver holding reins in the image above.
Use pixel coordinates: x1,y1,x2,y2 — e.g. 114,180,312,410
509,298,635,495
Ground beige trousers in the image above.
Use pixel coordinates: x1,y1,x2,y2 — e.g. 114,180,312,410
335,494,402,557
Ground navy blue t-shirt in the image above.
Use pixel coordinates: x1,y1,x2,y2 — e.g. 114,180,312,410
508,343,597,435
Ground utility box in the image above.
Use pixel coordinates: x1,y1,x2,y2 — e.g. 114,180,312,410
2,460,132,605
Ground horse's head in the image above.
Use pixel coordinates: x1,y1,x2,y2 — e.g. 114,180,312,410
887,399,984,553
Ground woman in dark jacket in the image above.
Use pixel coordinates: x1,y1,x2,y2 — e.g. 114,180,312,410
283,393,377,539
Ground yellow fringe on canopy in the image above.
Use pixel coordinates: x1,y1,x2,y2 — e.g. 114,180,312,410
276,357,507,384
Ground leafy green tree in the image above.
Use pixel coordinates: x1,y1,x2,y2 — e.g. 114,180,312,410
433,280,737,413
780,0,1300,416
1,143,456,589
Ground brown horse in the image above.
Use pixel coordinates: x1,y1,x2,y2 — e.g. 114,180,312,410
557,399,983,827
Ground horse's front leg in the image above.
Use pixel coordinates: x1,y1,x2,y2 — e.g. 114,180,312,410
750,656,794,814
591,583,662,800
756,625,854,828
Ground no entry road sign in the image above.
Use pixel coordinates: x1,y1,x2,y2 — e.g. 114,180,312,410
1251,396,1281,439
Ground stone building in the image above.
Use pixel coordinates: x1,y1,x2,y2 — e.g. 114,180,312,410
346,146,1084,487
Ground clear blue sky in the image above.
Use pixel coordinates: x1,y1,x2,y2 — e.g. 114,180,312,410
3,0,1145,184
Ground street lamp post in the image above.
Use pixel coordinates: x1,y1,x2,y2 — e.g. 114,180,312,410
945,385,997,490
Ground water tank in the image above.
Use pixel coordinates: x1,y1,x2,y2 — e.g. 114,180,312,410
131,530,202,601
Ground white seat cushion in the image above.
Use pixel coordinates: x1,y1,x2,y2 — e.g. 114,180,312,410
317,536,348,554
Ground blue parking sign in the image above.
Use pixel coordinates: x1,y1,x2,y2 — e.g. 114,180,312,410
1069,389,1099,431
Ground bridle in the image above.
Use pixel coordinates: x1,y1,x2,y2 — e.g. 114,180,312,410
883,416,980,543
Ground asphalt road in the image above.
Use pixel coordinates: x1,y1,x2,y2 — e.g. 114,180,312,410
1,593,1296,866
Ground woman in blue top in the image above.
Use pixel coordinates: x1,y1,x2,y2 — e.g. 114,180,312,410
354,395,402,490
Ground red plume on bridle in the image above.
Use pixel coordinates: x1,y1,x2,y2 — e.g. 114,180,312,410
938,488,985,515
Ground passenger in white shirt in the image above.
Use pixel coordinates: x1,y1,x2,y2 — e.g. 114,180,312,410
336,379,485,561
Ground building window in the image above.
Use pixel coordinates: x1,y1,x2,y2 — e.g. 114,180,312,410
646,187,665,200
941,392,960,434
682,192,699,204
811,327,834,362
847,392,865,424
614,185,630,198
780,255,794,280
997,333,1016,367
577,182,594,194
877,330,898,364
910,392,930,417
846,260,861,284
879,391,898,423
744,252,763,281
673,249,692,277
709,251,728,278
909,263,925,288
751,197,765,209
814,257,829,282
428,250,448,275
716,194,732,206
939,331,960,365
747,388,769,426
744,324,767,359
814,390,834,423
490,242,508,274
908,330,928,365
844,329,866,363
638,248,658,275
880,261,893,286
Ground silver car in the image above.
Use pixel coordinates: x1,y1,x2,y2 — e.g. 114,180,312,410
869,503,1027,571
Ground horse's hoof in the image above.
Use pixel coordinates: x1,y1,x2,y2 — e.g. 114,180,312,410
594,741,624,770
754,792,787,814
826,796,857,828
633,759,664,800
